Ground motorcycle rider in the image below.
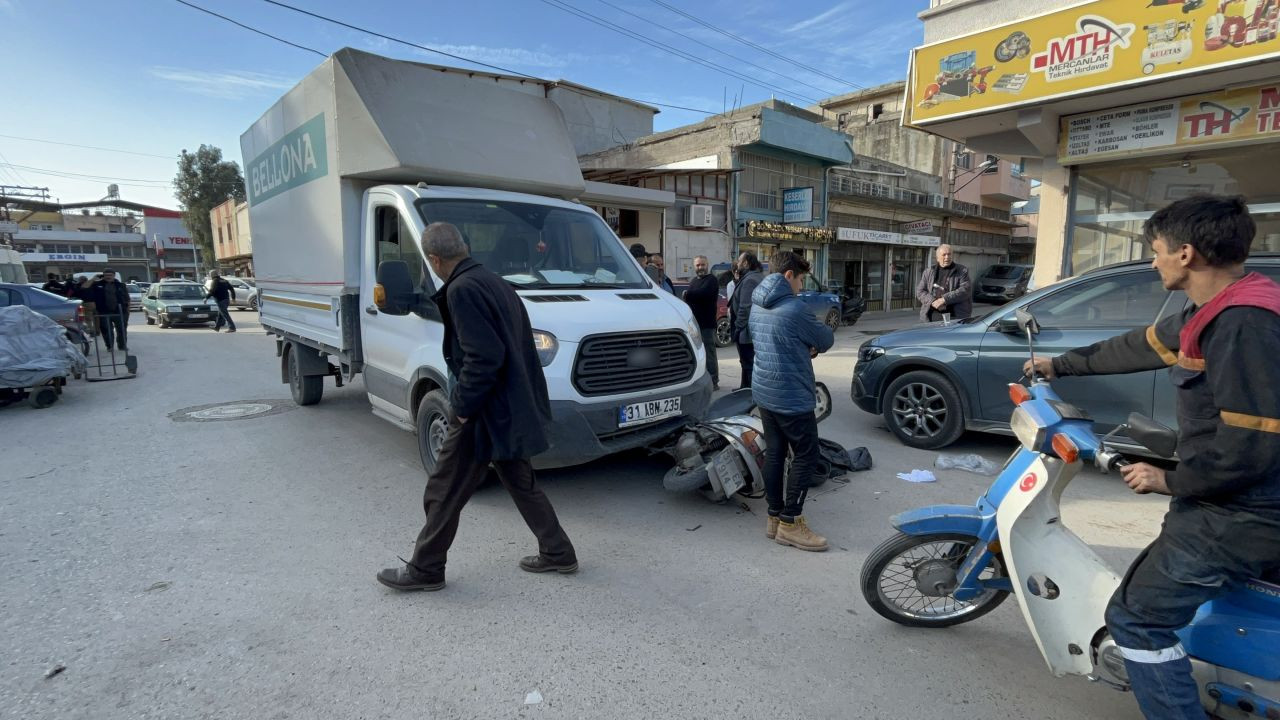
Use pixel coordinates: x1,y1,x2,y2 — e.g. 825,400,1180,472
1025,194,1280,719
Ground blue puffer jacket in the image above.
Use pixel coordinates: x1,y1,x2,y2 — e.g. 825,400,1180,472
748,273,835,415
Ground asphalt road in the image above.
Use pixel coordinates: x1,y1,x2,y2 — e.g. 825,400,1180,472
0,313,1164,719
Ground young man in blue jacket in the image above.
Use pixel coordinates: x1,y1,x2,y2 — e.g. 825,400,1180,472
749,252,836,551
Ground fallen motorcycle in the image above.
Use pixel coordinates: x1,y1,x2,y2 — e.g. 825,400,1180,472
655,383,832,502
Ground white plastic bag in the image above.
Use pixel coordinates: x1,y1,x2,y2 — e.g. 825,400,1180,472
934,453,1000,476
896,469,937,483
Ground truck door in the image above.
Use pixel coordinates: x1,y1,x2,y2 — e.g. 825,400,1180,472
359,194,441,419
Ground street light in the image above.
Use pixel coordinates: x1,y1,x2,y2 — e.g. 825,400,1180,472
943,158,997,244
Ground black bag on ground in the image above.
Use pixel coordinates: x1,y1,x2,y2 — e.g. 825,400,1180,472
810,440,872,486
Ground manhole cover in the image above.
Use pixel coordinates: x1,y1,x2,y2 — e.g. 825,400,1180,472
169,399,296,423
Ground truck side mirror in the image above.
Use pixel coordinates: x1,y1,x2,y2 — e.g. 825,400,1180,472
376,260,415,316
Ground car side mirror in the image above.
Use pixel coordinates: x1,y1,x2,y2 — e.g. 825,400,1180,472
996,316,1021,334
1126,412,1178,458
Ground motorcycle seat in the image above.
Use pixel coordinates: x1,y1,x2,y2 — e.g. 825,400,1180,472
705,388,756,419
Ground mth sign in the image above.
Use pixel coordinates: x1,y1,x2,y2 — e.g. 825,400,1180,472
1060,82,1280,163
907,0,1280,126
247,113,329,206
782,186,814,224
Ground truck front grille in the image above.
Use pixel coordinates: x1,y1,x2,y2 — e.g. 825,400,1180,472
572,331,695,397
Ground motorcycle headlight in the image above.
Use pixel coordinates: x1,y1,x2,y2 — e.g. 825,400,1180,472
531,330,558,367
686,317,703,350
1011,406,1045,452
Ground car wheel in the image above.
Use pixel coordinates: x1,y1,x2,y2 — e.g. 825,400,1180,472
145,312,155,326
249,296,259,311
882,370,965,449
415,389,451,474
159,315,171,329
715,316,732,348
824,308,840,330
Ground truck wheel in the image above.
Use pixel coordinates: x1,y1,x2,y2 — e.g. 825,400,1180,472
416,389,451,474
287,345,323,406
882,370,965,449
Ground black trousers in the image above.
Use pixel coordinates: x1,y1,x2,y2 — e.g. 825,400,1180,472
736,342,755,389
759,408,820,521
410,418,575,575
99,311,127,350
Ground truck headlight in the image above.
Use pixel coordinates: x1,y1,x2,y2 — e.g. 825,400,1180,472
1011,406,1045,452
532,330,558,367
165,305,181,312
686,317,703,350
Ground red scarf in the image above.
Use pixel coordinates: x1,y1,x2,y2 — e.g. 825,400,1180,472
1178,272,1280,369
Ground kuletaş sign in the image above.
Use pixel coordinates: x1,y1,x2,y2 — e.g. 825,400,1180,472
248,113,328,205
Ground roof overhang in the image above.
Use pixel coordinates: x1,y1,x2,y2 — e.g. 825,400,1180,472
578,181,675,209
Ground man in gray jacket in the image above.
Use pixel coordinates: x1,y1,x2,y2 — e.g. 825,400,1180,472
729,252,764,389
915,244,972,321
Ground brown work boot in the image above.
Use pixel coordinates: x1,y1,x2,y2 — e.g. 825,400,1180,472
766,515,779,539
775,516,828,552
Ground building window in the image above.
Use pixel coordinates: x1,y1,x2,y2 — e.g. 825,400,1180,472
737,151,824,220
871,103,885,120
617,209,639,238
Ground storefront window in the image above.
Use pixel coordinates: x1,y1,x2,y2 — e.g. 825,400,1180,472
889,247,926,310
1068,145,1280,274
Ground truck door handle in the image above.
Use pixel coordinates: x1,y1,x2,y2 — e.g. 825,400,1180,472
365,305,378,316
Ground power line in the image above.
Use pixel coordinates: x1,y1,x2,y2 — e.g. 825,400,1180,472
539,0,822,105
0,133,174,160
0,151,30,185
592,0,839,98
0,163,242,191
647,0,862,90
173,0,325,57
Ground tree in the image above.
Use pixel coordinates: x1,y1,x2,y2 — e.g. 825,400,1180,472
173,145,246,270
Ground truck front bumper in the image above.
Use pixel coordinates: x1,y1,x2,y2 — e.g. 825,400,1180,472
534,374,713,469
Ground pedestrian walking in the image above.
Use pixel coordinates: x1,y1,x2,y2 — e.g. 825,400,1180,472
729,252,764,389
41,273,64,295
915,244,972,322
682,255,720,390
749,251,835,551
378,222,577,592
92,269,130,351
204,270,238,333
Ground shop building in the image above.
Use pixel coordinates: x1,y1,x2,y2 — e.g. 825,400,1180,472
907,0,1280,288
579,100,853,280
211,198,254,277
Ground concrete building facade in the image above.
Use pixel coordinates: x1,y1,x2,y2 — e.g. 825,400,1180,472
211,198,254,277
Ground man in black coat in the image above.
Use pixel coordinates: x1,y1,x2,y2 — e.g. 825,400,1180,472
682,255,719,389
915,244,972,322
730,252,764,389
378,222,577,592
92,269,131,351
204,270,238,333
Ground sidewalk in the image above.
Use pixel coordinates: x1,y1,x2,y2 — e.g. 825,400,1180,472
846,307,922,336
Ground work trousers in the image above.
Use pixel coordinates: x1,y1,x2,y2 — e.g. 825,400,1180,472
99,310,127,351
409,417,575,575
213,299,237,331
699,328,719,385
759,407,820,522
1104,500,1280,719
736,342,754,389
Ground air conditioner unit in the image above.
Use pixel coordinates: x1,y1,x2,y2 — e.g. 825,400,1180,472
929,193,945,208
684,204,713,227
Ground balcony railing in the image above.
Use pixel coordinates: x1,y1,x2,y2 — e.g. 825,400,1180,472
828,174,944,209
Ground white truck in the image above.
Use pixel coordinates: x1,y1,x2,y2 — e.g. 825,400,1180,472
242,49,711,470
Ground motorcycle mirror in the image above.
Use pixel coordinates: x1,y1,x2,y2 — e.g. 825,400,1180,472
1126,412,1178,458
1015,307,1041,335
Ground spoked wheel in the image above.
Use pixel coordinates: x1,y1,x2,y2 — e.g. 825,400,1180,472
860,532,1008,628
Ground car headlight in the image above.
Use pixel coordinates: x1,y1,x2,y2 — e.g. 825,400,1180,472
858,343,885,363
165,305,181,312
686,317,703,350
1010,406,1045,452
531,330,558,367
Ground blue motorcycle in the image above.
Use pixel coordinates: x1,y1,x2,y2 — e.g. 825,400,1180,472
859,309,1280,718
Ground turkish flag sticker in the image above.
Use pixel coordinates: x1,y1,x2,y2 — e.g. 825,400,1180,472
1019,472,1039,492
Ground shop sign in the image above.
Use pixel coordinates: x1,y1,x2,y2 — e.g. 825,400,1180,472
902,219,935,234
782,187,814,224
745,220,833,243
22,253,109,263
837,228,941,247
906,0,1280,126
1059,81,1280,163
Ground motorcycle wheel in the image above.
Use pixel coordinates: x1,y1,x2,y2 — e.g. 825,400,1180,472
860,531,1009,628
662,464,711,493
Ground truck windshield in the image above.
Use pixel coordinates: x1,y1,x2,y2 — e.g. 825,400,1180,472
415,199,649,289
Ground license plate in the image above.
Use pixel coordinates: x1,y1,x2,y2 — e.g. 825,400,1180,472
188,314,208,319
618,396,681,428
710,447,746,497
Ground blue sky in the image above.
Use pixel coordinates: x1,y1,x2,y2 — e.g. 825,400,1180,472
2,0,923,209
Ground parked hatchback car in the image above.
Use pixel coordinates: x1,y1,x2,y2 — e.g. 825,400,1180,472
973,263,1033,304
226,277,259,311
0,282,90,351
851,255,1280,450
141,282,219,328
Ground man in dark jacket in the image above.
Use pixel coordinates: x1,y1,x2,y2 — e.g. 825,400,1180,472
92,269,131,351
682,255,720,390
749,252,835,552
1025,195,1280,719
730,252,764,389
915,244,972,321
378,222,577,592
650,254,675,294
204,270,237,333
41,274,65,295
